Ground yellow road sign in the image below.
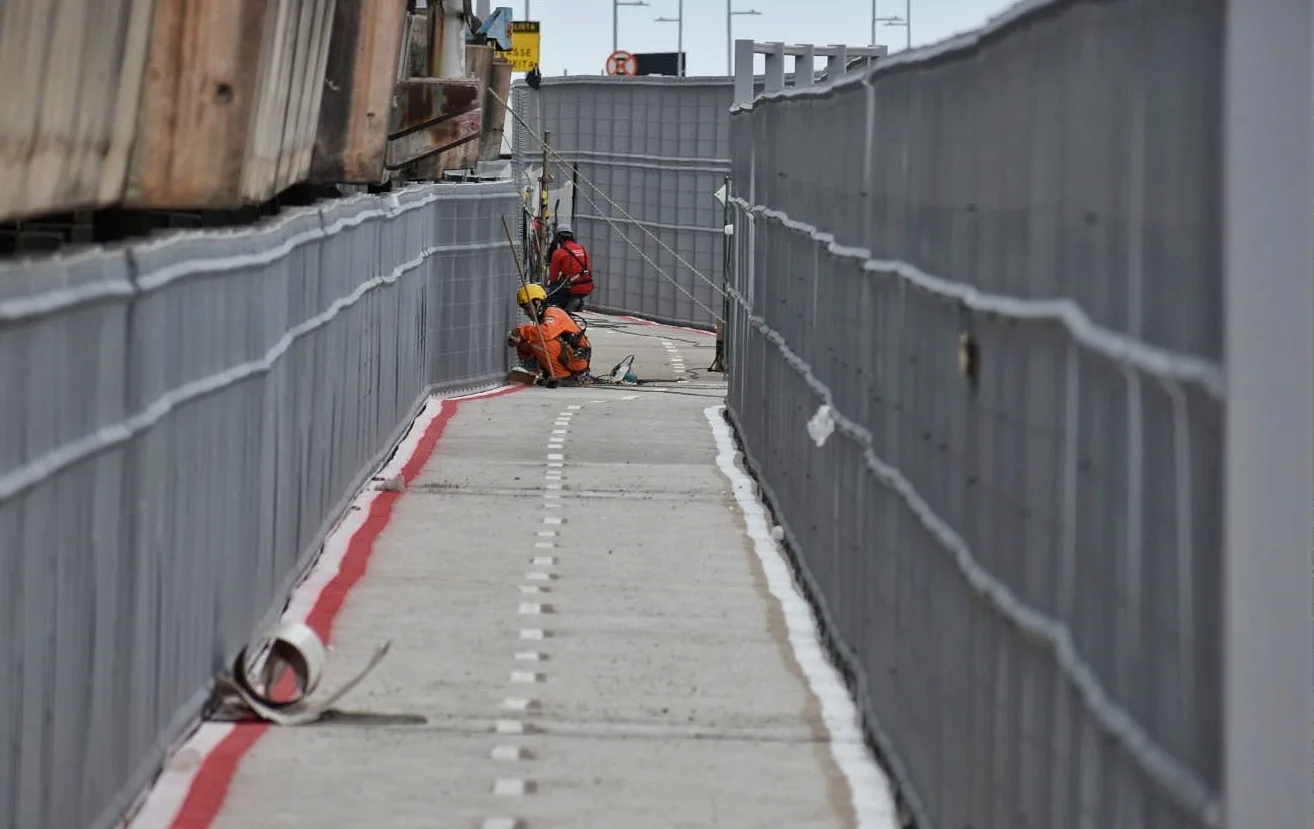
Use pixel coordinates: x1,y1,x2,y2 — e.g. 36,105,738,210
509,21,541,72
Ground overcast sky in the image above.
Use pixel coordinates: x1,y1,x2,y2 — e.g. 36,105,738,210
509,0,1020,77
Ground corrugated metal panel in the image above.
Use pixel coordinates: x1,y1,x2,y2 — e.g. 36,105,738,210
0,182,522,829
309,0,409,184
0,0,155,222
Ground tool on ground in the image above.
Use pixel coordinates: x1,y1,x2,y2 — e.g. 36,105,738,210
209,621,392,726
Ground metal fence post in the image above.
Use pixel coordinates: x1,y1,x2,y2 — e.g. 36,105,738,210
763,42,785,93
733,39,755,107
795,45,814,87
825,44,848,82
1222,1,1314,827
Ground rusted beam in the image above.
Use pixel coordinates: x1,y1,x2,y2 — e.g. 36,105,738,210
310,0,409,183
385,78,482,170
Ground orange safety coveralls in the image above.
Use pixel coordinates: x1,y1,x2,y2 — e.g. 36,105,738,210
514,307,590,379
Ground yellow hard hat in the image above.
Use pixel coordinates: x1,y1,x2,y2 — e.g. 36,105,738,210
517,283,547,305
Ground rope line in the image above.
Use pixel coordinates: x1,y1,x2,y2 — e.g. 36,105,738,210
495,89,727,316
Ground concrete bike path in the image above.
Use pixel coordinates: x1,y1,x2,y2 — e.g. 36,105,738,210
127,316,897,829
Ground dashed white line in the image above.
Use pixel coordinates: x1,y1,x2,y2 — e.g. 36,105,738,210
518,602,544,614
516,651,545,662
519,585,544,594
501,698,538,712
531,556,556,565
519,628,546,640
495,720,526,734
542,515,563,525
511,671,543,684
481,817,522,829
534,540,556,548
525,571,551,581
493,778,530,796
492,745,527,761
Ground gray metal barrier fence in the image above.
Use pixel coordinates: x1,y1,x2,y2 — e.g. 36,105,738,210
726,3,1226,829
0,181,520,829
511,76,734,329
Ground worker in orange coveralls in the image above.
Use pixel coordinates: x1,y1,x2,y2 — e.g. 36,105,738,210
544,229,594,312
507,283,593,385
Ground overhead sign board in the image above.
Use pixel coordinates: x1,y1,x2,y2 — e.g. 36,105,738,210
508,21,540,72
631,52,686,76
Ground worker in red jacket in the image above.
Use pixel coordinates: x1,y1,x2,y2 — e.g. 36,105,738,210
545,229,594,311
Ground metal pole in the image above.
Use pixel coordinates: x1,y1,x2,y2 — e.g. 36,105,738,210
725,0,731,75
1222,0,1313,826
677,0,683,76
709,173,732,373
904,0,910,49
612,0,618,52
538,129,552,284
870,0,876,46
525,0,530,20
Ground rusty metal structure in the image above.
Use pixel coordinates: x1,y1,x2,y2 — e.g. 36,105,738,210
0,0,514,225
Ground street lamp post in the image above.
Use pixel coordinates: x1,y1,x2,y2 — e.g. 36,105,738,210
871,1,911,50
613,0,650,53
654,0,685,75
873,15,908,50
725,5,761,75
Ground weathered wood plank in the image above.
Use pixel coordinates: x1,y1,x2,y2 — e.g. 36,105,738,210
309,0,408,184
293,0,338,182
126,0,268,207
0,0,154,222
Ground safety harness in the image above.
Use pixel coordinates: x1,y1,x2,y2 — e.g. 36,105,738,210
552,241,593,295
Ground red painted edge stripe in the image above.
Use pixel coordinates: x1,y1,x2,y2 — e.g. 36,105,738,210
615,314,717,336
169,386,521,829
